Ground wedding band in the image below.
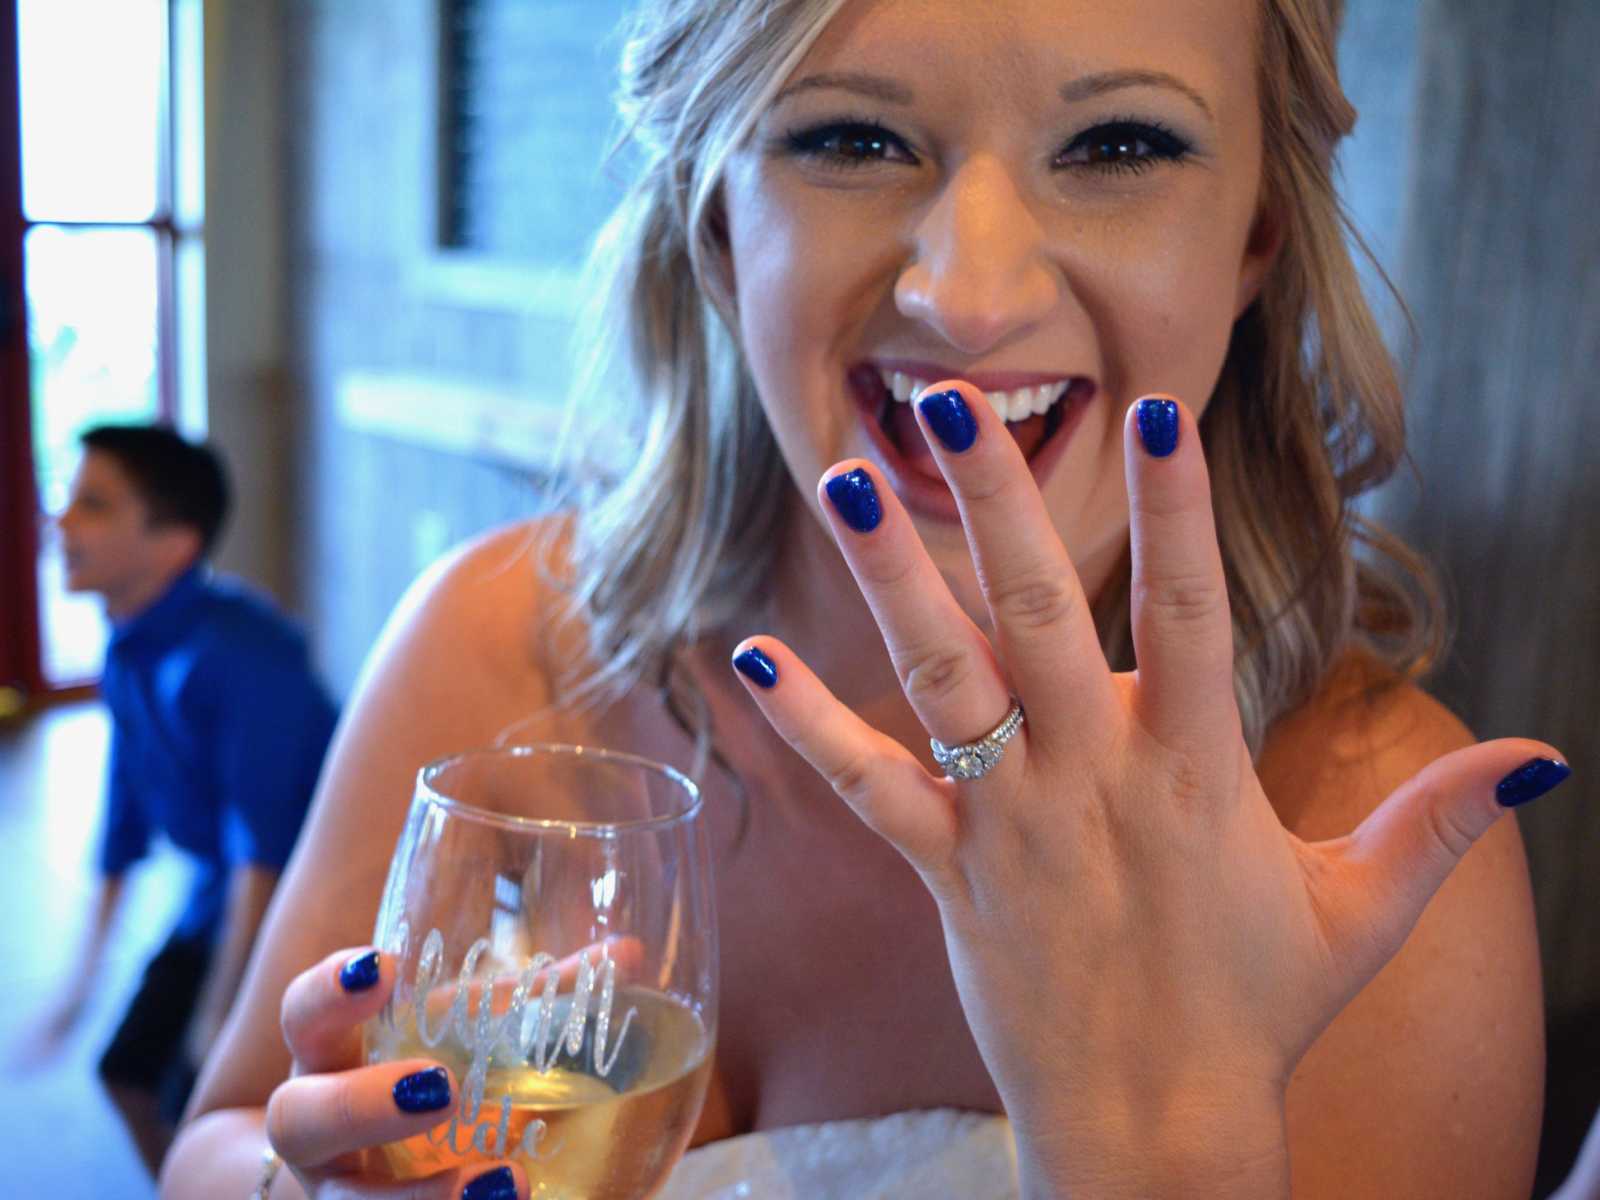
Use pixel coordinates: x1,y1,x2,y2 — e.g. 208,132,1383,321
930,699,1025,781
250,1145,283,1199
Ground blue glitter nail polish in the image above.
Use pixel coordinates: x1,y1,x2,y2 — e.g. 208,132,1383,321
393,1067,451,1113
825,468,882,533
339,950,380,992
918,388,978,453
1135,398,1180,458
462,1167,518,1200
1495,758,1571,808
733,647,778,689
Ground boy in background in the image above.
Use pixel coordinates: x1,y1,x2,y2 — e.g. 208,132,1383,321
40,424,337,1175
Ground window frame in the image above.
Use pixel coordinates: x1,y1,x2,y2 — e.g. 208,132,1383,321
1,0,42,699
1,0,199,700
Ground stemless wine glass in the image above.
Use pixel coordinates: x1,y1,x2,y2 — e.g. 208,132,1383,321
363,744,717,1199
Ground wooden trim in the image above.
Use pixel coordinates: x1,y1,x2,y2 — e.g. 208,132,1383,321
0,683,98,727
156,224,179,422
0,0,43,696
156,0,180,421
19,215,184,233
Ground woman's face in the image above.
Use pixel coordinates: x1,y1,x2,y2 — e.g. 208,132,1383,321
720,0,1279,614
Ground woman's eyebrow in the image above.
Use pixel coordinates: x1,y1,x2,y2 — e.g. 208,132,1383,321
772,67,1213,124
773,71,913,107
1059,70,1214,123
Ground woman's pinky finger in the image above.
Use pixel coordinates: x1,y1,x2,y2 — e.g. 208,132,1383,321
731,637,956,873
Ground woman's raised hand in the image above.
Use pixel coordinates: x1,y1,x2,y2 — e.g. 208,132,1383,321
731,383,1569,1196
264,948,527,1200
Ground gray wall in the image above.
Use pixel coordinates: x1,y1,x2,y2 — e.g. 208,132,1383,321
1379,0,1600,1014
1369,2,1600,1191
1335,0,1422,346
204,0,292,602
285,0,566,694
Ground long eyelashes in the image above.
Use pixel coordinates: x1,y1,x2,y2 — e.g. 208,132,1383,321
781,118,915,168
1054,119,1190,176
777,115,1192,177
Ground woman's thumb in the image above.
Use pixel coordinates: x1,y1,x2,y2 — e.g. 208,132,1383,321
1335,739,1570,965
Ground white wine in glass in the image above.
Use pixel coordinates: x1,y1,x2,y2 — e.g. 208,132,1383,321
363,745,717,1199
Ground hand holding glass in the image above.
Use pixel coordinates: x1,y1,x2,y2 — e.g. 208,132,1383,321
363,745,717,1198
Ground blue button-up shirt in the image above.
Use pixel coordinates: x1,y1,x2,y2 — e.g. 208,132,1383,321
98,567,338,940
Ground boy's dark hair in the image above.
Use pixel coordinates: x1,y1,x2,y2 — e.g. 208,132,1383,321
80,424,232,558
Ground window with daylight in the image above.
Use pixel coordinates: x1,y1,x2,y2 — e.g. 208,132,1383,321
1,0,205,695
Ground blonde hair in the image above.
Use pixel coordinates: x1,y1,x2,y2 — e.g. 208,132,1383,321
552,0,1442,757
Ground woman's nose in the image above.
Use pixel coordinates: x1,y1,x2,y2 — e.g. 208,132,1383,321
894,155,1061,355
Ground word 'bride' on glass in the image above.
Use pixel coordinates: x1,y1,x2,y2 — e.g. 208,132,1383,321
362,745,717,1198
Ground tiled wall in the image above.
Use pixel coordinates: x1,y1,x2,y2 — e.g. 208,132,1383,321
285,0,578,694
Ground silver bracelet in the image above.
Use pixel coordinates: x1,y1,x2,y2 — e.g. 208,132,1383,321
250,1145,283,1200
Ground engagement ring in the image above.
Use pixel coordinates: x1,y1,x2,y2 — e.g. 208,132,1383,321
930,699,1025,781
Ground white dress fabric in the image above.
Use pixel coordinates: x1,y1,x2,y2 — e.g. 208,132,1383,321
658,1109,1019,1199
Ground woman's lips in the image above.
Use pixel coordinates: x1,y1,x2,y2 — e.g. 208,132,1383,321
845,365,1095,522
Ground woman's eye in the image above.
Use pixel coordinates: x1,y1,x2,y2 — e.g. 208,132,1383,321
783,121,916,168
780,117,1187,176
1057,121,1190,175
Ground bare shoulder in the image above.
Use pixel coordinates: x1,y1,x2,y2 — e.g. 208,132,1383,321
1266,649,1544,1199
1259,648,1475,838
374,514,576,699
303,512,588,867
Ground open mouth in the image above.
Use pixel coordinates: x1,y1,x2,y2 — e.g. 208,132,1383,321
848,363,1095,489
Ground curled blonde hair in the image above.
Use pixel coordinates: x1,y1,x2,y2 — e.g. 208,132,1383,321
553,0,1442,756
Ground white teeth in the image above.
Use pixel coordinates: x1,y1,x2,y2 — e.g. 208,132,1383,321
874,369,1074,423
990,381,1069,421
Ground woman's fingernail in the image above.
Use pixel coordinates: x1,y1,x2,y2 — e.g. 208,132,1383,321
1496,758,1571,808
733,646,778,689
824,467,882,533
1135,398,1180,458
338,950,380,992
462,1167,518,1200
918,388,978,453
393,1066,452,1113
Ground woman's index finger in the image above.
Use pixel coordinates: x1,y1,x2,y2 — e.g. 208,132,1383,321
280,947,394,1074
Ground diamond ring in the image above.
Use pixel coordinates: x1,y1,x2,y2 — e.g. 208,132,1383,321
929,699,1025,781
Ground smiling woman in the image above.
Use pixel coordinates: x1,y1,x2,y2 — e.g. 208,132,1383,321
562,0,1433,760
165,3,1562,1199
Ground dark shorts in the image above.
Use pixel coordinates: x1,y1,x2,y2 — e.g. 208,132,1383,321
97,927,214,1125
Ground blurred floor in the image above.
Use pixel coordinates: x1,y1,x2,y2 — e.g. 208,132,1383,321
0,700,189,1199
